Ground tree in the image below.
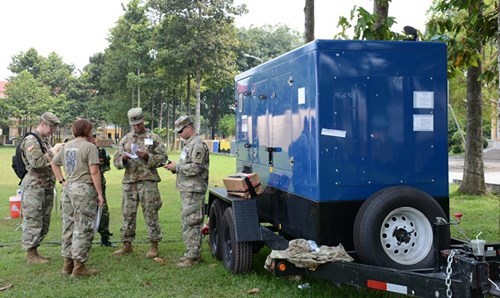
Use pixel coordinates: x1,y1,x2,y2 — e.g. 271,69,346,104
427,0,497,195
218,113,235,138
335,5,401,40
236,25,303,71
304,0,314,42
3,71,58,132
152,0,246,132
373,0,391,33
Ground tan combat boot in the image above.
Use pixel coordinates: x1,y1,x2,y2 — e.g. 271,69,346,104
146,241,158,258
61,258,74,275
35,248,51,261
26,248,49,265
176,257,200,268
71,260,99,278
112,241,133,256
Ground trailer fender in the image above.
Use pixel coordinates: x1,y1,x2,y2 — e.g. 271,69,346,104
226,199,262,242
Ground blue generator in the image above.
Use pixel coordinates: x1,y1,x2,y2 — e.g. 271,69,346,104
232,40,449,270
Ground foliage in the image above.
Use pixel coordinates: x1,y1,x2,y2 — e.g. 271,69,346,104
236,25,303,70
218,113,235,138
334,6,406,40
3,71,59,131
426,0,497,195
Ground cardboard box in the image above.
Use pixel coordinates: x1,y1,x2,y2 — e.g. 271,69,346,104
223,173,263,199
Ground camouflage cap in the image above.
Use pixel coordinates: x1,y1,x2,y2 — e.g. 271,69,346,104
128,107,144,125
174,115,193,133
41,112,60,128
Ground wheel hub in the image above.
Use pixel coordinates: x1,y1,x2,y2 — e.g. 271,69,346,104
380,207,432,265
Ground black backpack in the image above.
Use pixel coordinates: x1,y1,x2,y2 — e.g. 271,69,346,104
12,132,46,182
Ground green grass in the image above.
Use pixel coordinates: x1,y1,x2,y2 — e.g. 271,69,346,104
0,146,498,297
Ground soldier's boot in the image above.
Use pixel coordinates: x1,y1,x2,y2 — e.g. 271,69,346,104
26,248,49,265
146,241,158,258
71,260,99,278
35,248,51,261
176,257,200,268
112,241,133,256
61,258,74,275
100,236,115,247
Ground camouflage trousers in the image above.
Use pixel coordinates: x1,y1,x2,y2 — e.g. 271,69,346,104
97,183,112,238
61,183,97,263
21,186,54,251
180,191,205,260
120,181,162,243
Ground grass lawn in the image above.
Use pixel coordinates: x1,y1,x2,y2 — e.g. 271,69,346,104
0,146,498,297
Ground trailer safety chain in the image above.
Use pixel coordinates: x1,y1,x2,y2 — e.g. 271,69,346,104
445,249,459,298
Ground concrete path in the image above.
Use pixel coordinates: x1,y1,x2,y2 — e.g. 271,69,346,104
449,142,500,188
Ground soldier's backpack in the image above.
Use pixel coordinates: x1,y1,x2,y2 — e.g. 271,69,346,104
11,132,46,181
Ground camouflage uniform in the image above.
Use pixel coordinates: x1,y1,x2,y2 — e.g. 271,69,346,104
20,132,57,251
96,147,112,239
60,183,98,263
113,129,166,243
175,134,209,260
53,138,100,263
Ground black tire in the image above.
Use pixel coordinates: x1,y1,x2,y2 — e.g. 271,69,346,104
208,199,225,260
221,207,253,274
353,186,448,270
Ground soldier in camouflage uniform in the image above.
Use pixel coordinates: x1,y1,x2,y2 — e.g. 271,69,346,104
51,119,104,277
20,112,63,265
112,108,167,258
90,134,114,247
165,116,209,268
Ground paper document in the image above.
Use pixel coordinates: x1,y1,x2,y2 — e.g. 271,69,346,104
94,206,102,232
125,144,144,163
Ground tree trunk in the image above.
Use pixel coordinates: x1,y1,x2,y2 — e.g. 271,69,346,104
304,0,314,42
494,1,500,141
195,67,202,133
373,0,389,30
186,73,191,115
171,91,177,151
459,62,486,195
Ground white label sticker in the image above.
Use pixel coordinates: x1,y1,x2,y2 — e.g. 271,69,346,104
413,91,434,109
145,138,153,145
321,128,347,138
298,87,305,105
413,114,434,131
241,115,248,133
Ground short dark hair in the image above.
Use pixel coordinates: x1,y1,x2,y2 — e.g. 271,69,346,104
72,119,93,138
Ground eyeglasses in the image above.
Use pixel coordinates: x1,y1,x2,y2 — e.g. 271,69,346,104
178,126,187,134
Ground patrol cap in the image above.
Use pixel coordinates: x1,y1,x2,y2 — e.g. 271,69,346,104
128,107,144,125
174,115,193,133
41,112,60,128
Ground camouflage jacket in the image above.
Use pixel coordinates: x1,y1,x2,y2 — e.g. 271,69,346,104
175,135,209,193
113,129,166,183
21,131,56,188
98,147,110,184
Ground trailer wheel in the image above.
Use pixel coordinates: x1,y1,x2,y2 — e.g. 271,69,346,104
221,207,253,274
208,199,225,260
353,186,448,269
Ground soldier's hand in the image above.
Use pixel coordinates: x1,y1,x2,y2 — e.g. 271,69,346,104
51,143,64,155
164,160,176,171
136,150,149,160
97,194,104,207
122,154,130,161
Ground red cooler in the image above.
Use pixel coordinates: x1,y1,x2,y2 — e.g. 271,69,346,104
9,195,21,218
